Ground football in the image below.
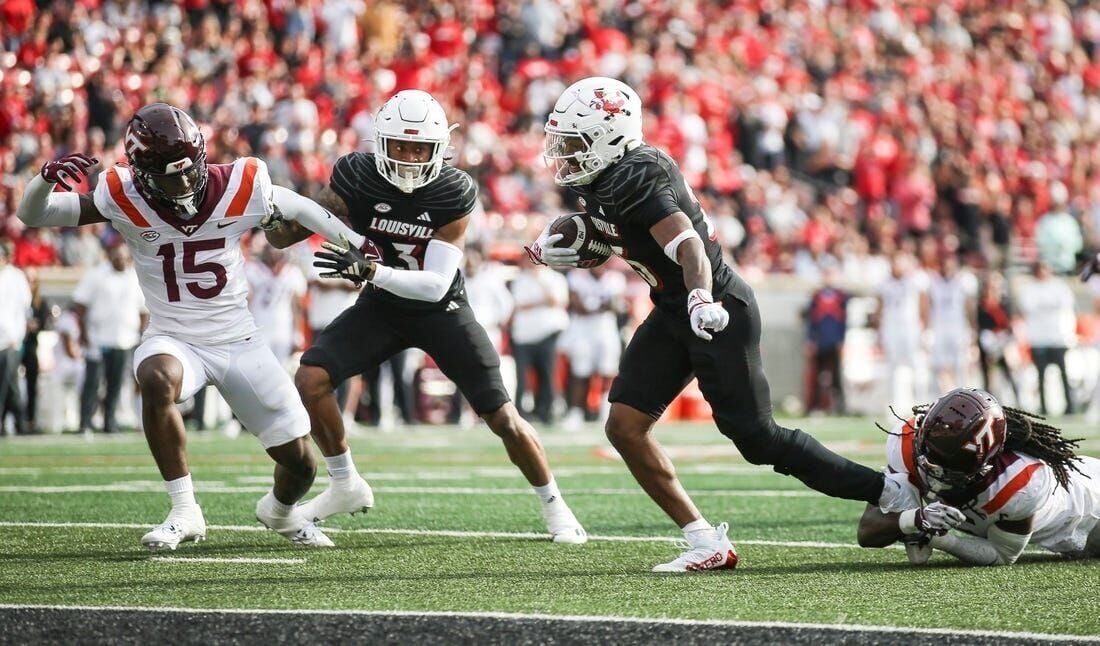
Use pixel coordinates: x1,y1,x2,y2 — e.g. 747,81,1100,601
547,212,613,268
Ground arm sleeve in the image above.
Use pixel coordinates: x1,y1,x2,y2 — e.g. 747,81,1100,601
929,526,1031,566
16,174,82,227
269,184,366,249
369,239,462,302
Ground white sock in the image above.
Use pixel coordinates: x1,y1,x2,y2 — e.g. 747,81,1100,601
324,450,356,483
682,518,714,545
533,477,562,505
165,474,196,509
267,491,294,518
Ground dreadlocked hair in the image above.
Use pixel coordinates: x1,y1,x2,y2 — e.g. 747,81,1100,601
901,403,1085,490
999,406,1084,490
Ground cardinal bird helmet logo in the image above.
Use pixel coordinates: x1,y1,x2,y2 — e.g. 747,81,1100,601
590,88,629,116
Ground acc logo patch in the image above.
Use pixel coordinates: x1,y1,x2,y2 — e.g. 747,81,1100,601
375,203,392,213
141,230,161,242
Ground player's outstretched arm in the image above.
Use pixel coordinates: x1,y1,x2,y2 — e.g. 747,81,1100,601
264,185,366,250
929,517,1032,566
315,217,466,302
858,501,965,548
17,154,108,227
650,212,729,341
369,218,466,302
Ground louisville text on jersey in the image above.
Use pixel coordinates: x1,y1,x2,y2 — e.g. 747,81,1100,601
367,217,435,239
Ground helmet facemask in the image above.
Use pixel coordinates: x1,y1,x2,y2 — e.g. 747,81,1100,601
916,451,992,494
132,152,208,218
544,129,603,186
375,135,446,193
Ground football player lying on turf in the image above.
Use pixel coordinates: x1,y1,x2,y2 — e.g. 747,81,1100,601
15,103,377,550
525,77,910,572
858,387,1100,565
264,89,587,544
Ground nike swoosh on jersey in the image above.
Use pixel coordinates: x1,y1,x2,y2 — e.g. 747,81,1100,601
216,220,236,228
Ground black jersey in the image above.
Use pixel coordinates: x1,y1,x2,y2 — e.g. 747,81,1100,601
575,145,750,314
330,152,477,310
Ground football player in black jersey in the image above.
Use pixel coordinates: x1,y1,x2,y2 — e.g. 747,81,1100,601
527,77,907,570
264,90,587,543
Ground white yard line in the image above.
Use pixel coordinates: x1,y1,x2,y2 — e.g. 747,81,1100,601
0,520,873,550
0,464,772,477
0,603,1094,642
151,556,304,565
0,483,820,497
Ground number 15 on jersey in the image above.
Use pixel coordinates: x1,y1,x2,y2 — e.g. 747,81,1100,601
156,239,229,302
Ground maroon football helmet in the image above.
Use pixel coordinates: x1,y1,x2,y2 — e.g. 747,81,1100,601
124,103,208,217
914,388,1007,493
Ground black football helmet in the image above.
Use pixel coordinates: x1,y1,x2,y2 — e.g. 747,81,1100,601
124,103,208,217
914,388,1007,494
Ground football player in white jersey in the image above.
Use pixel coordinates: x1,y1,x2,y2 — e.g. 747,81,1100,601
15,103,373,551
858,388,1100,565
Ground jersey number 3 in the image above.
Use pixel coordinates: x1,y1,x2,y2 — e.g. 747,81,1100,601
156,239,228,302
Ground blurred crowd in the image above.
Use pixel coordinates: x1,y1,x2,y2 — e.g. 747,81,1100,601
5,0,1100,275
5,0,1100,432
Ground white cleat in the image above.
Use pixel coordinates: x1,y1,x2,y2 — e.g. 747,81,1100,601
141,506,207,552
255,493,335,548
652,522,739,573
541,498,588,544
297,476,374,523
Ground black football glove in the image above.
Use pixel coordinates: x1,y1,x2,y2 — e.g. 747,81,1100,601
313,234,384,286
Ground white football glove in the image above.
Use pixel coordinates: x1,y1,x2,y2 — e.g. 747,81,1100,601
899,501,966,536
687,288,729,341
524,226,579,268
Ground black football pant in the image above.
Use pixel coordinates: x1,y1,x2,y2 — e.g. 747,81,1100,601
609,292,884,505
301,291,510,417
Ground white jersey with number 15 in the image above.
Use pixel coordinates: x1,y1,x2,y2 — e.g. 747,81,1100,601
92,157,272,346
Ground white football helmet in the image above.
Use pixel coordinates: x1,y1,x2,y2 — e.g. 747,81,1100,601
374,90,454,193
544,77,644,186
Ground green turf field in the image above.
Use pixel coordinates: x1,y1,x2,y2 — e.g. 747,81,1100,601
1,417,1098,638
